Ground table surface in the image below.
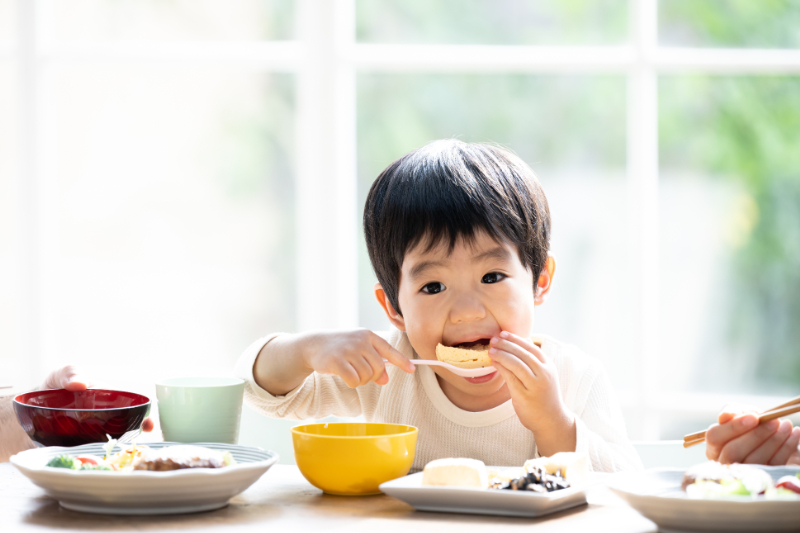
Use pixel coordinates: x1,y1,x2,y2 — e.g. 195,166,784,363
0,462,657,533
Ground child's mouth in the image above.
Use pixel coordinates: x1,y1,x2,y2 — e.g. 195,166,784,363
464,371,497,384
451,338,492,349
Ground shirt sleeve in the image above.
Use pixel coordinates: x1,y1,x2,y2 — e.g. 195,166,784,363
233,334,382,421
572,364,643,472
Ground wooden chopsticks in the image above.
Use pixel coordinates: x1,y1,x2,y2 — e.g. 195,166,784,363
683,394,800,449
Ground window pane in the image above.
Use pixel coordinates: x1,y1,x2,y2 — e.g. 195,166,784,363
660,0,800,48
0,63,18,386
53,0,294,42
356,74,636,395
659,75,800,399
357,0,628,45
0,0,14,43
46,67,294,392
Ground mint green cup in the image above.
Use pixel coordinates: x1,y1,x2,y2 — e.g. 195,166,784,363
155,377,245,444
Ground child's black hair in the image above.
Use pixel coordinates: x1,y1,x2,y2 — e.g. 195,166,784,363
363,139,551,315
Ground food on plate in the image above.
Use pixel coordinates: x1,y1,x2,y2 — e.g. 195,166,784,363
43,441,235,473
421,452,587,494
133,445,231,471
492,452,588,493
523,451,589,486
490,464,569,493
776,474,800,494
682,461,799,499
435,343,492,369
422,458,489,488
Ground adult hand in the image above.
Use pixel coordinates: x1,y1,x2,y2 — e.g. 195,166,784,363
39,365,154,433
706,404,799,465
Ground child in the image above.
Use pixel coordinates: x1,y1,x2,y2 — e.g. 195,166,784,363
235,139,642,472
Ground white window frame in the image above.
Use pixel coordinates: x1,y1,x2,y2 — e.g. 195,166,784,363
8,0,800,437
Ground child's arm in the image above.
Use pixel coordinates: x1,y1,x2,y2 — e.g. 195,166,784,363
705,405,800,465
253,329,415,397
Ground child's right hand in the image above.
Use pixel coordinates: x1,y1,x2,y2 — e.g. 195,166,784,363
705,404,800,465
300,329,415,388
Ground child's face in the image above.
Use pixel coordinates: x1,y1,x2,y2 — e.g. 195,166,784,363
381,231,542,398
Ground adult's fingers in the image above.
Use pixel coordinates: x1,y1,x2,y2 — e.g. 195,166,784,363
498,331,547,364
769,426,800,465
718,403,758,424
743,419,792,464
41,365,93,391
142,418,155,433
370,333,414,373
706,413,759,454
718,419,780,464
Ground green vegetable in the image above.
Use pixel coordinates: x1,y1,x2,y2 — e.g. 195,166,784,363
79,464,111,471
687,479,750,498
222,451,236,467
46,455,80,470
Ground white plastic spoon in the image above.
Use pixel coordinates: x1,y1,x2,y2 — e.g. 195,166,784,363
384,359,497,378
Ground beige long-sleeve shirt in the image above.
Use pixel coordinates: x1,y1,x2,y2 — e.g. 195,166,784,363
235,329,642,473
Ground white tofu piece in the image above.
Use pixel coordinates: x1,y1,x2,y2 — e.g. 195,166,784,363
422,458,489,488
524,452,589,485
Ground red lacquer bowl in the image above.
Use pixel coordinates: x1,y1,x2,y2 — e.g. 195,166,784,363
13,389,151,447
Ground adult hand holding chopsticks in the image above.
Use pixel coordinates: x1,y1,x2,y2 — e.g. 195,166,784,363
702,404,800,466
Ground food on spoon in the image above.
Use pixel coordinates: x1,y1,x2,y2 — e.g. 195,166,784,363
422,458,489,488
435,343,492,369
132,445,233,471
523,451,589,485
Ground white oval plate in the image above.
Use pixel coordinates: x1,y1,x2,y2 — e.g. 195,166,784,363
379,467,595,517
608,466,800,532
11,441,278,515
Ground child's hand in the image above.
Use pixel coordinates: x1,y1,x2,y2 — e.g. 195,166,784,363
705,404,800,465
302,329,415,388
488,332,575,454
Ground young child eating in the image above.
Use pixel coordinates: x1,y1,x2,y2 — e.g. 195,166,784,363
235,139,642,472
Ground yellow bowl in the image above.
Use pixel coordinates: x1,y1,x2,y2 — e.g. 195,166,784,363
291,422,418,496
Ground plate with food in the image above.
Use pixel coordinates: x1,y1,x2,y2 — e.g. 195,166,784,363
608,461,800,531
10,440,278,515
379,452,595,517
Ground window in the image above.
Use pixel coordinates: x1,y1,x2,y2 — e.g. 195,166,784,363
4,0,799,439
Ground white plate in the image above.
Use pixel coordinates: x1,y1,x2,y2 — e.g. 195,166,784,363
609,466,800,532
379,467,593,517
11,441,278,515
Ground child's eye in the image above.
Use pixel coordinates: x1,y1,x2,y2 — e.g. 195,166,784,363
421,282,446,294
481,272,506,284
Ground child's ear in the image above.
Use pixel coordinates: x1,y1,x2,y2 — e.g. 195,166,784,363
374,282,406,331
534,253,556,306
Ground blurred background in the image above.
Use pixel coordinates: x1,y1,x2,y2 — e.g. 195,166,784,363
2,0,800,458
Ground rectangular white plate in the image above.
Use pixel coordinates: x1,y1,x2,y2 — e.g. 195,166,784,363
379,468,592,518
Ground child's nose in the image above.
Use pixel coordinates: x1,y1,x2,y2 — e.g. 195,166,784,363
448,295,486,324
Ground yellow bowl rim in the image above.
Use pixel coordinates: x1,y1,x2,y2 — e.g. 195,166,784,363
290,422,418,439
